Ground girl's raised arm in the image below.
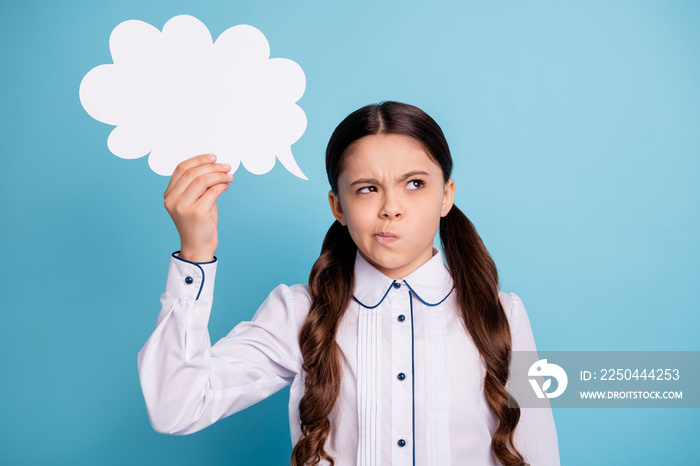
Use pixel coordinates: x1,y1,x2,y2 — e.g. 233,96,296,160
137,154,308,435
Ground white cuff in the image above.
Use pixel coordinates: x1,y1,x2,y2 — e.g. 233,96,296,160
165,251,218,301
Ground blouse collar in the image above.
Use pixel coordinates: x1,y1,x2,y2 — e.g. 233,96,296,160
352,247,455,309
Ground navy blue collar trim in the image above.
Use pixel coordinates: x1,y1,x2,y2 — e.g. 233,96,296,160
403,281,454,307
353,279,453,309
353,280,398,309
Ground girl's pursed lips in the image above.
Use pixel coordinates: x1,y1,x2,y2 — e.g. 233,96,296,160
374,232,399,245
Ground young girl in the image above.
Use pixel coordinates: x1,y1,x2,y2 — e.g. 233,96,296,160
138,101,560,466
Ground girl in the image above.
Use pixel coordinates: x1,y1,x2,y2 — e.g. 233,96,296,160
138,101,560,466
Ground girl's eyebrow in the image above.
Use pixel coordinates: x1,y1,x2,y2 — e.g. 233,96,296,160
349,170,430,188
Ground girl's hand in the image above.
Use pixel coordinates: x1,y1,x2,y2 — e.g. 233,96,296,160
163,154,234,262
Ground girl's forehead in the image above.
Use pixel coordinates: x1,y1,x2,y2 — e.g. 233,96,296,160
340,134,441,176
345,133,425,157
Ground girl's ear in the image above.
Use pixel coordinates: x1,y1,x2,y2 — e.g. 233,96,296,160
328,190,347,226
441,178,456,217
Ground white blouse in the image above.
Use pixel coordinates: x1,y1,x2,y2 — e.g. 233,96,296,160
138,247,560,466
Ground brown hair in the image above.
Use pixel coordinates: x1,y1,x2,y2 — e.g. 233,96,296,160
291,101,527,465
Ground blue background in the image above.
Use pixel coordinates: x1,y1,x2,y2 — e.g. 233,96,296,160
1,0,698,464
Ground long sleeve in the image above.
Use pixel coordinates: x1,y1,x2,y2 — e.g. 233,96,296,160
137,253,309,435
504,292,561,466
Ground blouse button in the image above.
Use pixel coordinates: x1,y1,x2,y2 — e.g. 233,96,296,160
393,282,401,289
397,372,406,381
397,439,406,447
398,315,405,322
185,276,194,284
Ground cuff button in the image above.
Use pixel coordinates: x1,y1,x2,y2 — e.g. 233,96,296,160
185,276,194,284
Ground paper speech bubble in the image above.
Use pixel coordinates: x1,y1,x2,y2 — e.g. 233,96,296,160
79,15,308,179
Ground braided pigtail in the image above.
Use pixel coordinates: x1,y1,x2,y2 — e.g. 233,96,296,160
291,221,357,466
440,205,527,466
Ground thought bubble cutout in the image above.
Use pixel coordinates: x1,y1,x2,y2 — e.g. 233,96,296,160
79,15,308,179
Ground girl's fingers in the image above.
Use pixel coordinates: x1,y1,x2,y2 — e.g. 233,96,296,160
165,156,231,201
165,154,213,198
194,179,231,212
175,171,233,208
165,154,222,199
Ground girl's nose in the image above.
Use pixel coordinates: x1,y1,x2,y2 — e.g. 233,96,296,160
380,195,402,219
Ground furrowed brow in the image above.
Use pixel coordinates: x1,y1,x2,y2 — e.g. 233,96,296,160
348,170,430,187
398,170,430,181
349,177,378,188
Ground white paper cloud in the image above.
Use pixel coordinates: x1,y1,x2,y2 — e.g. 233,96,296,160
79,15,308,179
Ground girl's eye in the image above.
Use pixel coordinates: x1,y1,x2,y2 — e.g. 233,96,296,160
406,179,425,190
357,186,377,194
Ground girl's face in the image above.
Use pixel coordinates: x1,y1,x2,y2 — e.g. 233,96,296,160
329,133,455,279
